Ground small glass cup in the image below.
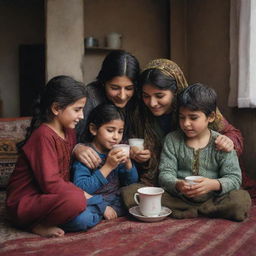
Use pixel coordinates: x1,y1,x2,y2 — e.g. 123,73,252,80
185,176,203,185
112,144,130,156
128,138,144,151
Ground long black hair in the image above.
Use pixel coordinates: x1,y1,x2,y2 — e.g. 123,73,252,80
132,69,179,185
138,68,178,126
139,68,177,93
84,103,125,142
97,50,140,86
18,76,87,149
95,50,140,141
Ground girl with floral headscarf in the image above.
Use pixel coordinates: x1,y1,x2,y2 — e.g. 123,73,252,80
121,58,246,210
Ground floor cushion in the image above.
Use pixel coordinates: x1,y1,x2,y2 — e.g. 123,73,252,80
0,117,31,188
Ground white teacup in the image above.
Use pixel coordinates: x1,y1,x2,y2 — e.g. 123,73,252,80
185,176,203,185
128,138,144,151
112,144,130,157
134,187,164,217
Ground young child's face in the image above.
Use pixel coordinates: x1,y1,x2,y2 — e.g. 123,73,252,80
91,119,124,152
54,97,86,129
179,107,215,138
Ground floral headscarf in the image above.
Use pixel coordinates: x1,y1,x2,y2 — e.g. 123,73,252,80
144,58,188,94
143,58,223,131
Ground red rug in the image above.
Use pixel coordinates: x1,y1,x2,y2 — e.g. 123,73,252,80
1,205,256,256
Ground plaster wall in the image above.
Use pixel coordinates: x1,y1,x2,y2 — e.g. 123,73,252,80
0,1,44,117
83,0,169,84
46,0,84,82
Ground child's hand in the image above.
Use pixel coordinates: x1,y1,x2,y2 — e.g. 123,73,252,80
215,135,234,152
130,148,151,163
184,177,221,197
124,158,133,170
175,179,191,194
84,191,92,200
105,148,127,170
104,206,118,220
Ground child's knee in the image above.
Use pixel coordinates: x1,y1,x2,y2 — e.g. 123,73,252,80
78,207,102,229
228,190,252,221
63,193,85,211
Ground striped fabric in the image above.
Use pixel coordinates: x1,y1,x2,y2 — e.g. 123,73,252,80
0,192,255,256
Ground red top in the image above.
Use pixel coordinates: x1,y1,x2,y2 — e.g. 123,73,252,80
6,124,86,227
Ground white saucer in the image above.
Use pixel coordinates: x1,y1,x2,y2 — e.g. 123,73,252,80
129,206,172,222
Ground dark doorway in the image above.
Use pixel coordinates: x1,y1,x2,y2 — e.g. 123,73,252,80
19,44,45,116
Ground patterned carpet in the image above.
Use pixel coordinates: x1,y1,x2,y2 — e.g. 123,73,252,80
1,191,256,256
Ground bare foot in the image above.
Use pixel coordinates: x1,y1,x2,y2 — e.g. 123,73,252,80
32,224,65,237
104,206,118,220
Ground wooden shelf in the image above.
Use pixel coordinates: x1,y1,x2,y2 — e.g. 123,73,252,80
85,47,122,52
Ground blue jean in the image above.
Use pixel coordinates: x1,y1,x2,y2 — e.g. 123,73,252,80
60,195,107,232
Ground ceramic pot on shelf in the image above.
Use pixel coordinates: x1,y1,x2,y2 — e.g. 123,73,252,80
106,32,122,49
85,37,99,48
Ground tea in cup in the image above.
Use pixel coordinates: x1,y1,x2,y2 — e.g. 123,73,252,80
134,187,164,217
185,176,203,185
128,138,144,151
112,144,130,157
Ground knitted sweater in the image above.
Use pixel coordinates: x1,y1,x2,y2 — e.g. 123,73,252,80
159,129,241,197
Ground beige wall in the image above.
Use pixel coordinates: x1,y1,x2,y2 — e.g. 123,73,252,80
46,0,84,82
0,0,44,117
171,0,256,177
83,0,169,84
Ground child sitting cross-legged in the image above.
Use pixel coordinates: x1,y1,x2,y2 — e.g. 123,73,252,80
159,83,251,221
72,103,138,221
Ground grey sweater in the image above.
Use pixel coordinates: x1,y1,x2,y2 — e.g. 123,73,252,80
159,129,241,197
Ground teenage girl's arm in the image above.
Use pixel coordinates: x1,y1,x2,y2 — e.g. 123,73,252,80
130,148,151,163
215,117,243,156
73,144,101,169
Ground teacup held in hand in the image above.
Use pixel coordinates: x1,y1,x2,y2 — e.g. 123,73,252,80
185,176,203,185
128,138,144,151
112,144,130,157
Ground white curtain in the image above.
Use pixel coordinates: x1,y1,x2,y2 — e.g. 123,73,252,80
229,0,256,108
